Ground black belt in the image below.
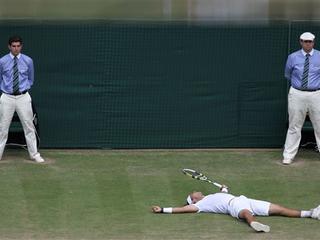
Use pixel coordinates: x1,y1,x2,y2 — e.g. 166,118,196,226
294,88,320,92
9,90,28,96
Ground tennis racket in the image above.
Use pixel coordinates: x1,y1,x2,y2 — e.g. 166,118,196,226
182,168,223,189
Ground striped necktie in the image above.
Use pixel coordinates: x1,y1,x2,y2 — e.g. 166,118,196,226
301,53,310,89
12,56,19,94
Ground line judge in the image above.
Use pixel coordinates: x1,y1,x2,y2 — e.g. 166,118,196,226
0,36,44,163
283,32,320,164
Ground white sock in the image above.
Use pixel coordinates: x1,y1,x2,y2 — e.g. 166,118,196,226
301,210,311,218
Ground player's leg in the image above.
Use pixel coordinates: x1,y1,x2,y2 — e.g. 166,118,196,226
0,94,16,160
283,87,308,164
238,209,255,223
238,209,270,233
232,196,270,233
15,93,43,162
269,203,320,219
268,203,302,217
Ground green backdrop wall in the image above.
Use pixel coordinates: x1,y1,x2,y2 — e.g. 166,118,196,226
0,20,313,148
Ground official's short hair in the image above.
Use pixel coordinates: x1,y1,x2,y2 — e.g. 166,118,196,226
8,35,23,45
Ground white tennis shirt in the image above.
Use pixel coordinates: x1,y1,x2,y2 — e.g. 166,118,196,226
193,193,235,214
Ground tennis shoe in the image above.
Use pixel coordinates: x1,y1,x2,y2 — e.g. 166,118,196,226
311,205,320,220
34,155,45,163
250,221,270,233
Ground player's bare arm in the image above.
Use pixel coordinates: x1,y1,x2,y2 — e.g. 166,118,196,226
152,204,198,213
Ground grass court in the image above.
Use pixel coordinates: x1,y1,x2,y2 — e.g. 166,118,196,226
0,148,319,239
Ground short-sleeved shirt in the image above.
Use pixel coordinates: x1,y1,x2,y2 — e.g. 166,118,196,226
193,193,235,214
285,49,320,90
0,53,34,94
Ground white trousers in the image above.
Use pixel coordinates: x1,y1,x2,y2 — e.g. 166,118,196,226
283,87,320,160
0,92,40,160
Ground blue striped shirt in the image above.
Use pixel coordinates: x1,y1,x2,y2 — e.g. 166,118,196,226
285,49,320,90
0,53,34,94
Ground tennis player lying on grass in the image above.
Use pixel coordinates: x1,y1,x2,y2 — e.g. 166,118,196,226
152,187,320,233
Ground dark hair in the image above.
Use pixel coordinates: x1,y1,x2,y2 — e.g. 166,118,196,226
8,36,23,45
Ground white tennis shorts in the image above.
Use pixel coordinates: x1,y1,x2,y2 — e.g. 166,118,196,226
228,195,271,219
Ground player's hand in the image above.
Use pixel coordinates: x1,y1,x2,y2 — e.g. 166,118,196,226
151,206,162,213
220,185,229,193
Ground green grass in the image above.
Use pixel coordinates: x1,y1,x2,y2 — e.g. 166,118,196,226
0,148,319,239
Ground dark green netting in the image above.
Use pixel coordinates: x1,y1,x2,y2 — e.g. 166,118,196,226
0,21,290,148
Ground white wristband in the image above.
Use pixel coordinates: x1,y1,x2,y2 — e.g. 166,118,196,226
163,207,173,213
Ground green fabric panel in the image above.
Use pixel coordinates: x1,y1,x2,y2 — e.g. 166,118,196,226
0,21,289,148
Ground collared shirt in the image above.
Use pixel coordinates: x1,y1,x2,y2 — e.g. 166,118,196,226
0,52,34,94
285,49,320,90
193,193,235,214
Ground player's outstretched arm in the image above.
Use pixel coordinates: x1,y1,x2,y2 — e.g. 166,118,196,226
152,205,198,214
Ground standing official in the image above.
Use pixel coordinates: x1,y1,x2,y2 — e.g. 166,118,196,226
0,36,44,163
283,32,320,165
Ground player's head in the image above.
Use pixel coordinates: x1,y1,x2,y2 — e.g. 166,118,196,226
300,32,315,52
186,191,205,205
8,35,23,56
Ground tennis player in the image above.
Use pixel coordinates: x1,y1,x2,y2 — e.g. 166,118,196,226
152,187,320,233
